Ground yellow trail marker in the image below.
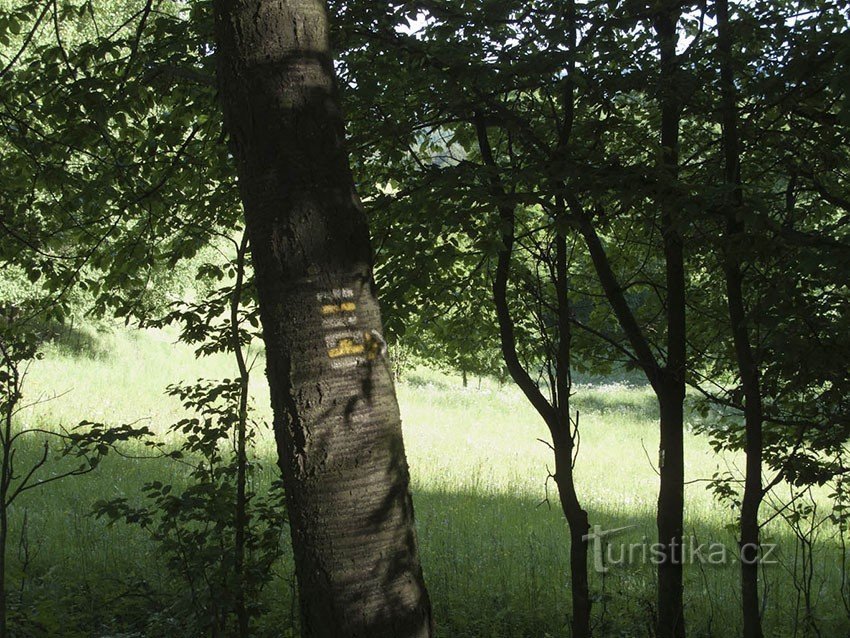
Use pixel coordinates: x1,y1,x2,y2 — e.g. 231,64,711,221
328,339,366,358
321,302,357,316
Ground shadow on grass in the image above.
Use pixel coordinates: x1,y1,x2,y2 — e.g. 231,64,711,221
37,320,114,359
5,437,850,638
572,390,659,422
411,488,850,638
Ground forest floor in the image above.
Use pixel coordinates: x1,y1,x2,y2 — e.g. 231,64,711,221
8,324,847,637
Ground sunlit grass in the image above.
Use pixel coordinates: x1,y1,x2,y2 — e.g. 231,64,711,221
9,325,849,637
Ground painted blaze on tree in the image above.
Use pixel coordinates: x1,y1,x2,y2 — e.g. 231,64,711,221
213,0,433,636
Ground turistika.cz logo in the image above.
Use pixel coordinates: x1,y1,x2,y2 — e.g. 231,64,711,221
582,525,778,573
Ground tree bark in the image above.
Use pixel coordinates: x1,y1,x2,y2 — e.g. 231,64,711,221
716,1,765,636
554,234,591,638
574,193,686,638
0,353,13,638
573,4,687,634
653,6,686,637
476,117,591,638
230,233,250,638
0,435,7,638
213,2,433,636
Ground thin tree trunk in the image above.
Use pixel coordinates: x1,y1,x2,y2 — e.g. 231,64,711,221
230,233,250,638
575,200,688,638
476,117,591,638
573,4,687,634
716,2,765,636
213,2,433,637
0,373,11,638
656,384,685,638
0,484,6,638
729,234,764,638
554,234,591,638
654,6,686,637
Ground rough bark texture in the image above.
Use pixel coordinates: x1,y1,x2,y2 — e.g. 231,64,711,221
213,2,433,636
716,2,764,636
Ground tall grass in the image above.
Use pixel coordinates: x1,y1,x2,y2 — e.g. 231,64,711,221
8,325,848,637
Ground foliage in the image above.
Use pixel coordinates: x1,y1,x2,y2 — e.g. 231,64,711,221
0,0,238,324
93,377,286,637
0,0,848,634
0,307,152,636
93,239,286,637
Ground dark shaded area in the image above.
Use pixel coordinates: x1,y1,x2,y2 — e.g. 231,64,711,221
42,322,113,359
572,389,660,422
4,432,850,638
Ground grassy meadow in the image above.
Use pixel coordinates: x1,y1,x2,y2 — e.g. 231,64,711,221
7,324,848,637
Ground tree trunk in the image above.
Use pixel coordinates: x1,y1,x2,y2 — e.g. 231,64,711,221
476,117,591,638
576,200,685,638
716,1,765,636
230,233,250,638
0,378,11,638
656,385,685,638
654,6,686,638
0,487,6,638
734,285,764,638
551,420,591,638
213,2,433,637
553,233,591,638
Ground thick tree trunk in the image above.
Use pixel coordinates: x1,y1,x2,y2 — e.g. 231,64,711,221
213,2,433,637
716,2,765,636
